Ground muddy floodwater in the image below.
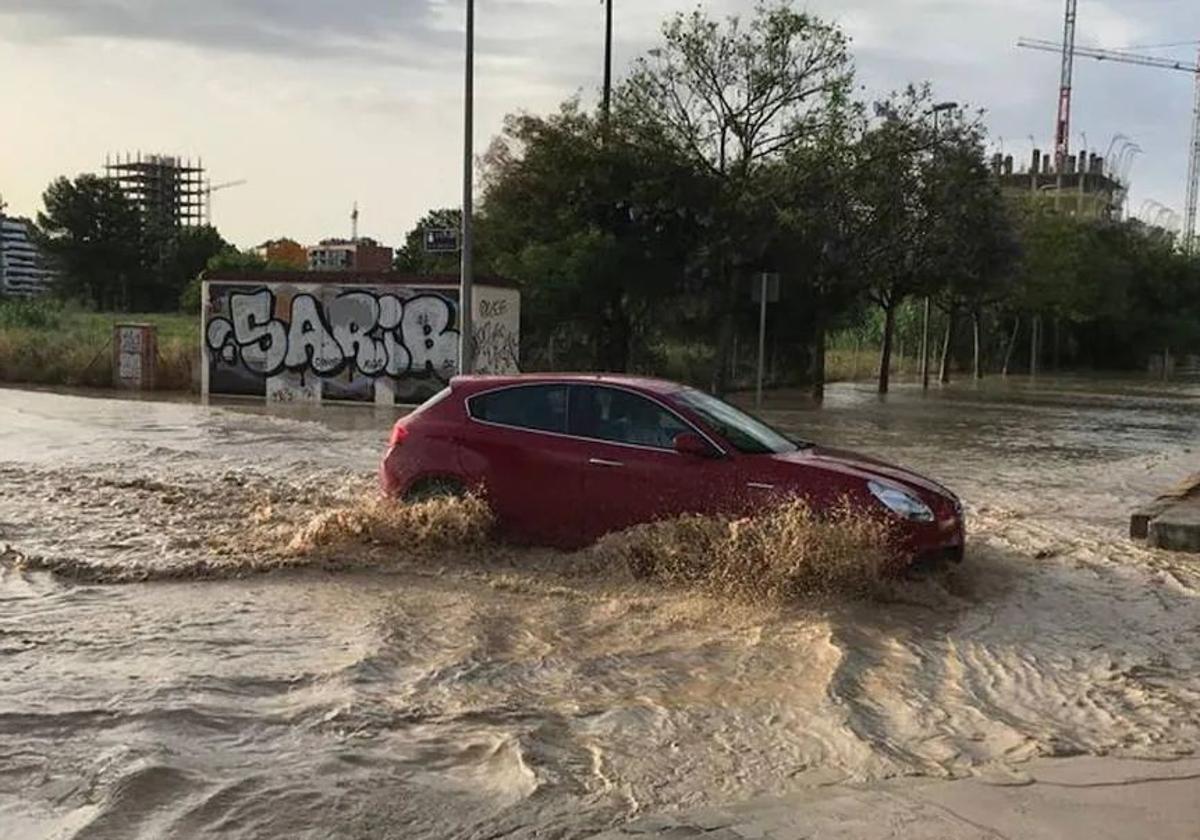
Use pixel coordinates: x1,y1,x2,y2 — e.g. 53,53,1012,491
2,379,1199,839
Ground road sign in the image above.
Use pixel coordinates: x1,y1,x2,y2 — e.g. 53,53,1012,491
424,228,460,254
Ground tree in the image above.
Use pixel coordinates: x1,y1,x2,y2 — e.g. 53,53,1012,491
481,104,708,371
619,0,854,392
160,225,229,312
35,175,144,310
922,126,1019,381
851,87,1010,392
771,103,866,399
850,89,938,393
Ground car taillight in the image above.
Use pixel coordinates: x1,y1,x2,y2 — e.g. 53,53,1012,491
389,422,408,447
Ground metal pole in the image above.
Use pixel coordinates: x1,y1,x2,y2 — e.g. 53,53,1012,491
1184,50,1200,254
756,274,767,410
603,0,613,122
920,296,930,390
459,0,475,375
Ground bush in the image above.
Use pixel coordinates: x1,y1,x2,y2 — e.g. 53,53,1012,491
0,297,65,330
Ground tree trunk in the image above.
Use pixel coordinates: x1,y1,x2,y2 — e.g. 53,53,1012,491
938,307,956,384
811,315,827,402
1053,317,1062,372
1002,316,1020,376
972,309,983,380
878,301,896,394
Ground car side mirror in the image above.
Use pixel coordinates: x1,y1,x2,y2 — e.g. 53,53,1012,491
674,432,718,459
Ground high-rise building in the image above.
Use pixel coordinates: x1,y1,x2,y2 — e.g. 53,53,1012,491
994,148,1124,219
0,214,57,297
105,153,206,231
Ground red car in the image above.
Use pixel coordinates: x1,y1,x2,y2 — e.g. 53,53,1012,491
380,375,965,560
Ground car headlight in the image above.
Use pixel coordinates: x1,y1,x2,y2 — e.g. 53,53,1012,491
867,480,934,523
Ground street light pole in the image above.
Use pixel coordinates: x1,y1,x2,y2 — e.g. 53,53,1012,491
460,0,475,376
603,0,613,122
922,101,958,392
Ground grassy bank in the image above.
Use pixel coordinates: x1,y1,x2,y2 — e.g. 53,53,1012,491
0,300,198,391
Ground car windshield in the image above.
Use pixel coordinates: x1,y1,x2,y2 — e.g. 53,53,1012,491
675,388,801,455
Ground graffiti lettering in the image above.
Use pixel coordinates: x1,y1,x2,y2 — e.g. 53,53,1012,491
473,321,520,373
479,298,509,318
206,288,459,381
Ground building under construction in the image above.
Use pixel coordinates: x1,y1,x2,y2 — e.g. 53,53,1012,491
994,148,1125,219
104,153,206,232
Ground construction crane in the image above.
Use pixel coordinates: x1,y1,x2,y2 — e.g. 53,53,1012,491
1053,0,1079,171
1018,36,1200,253
204,179,248,225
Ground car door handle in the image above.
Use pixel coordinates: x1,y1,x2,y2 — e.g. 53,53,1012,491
588,458,625,468
747,482,776,490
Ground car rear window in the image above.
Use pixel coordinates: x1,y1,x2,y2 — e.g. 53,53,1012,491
468,385,568,434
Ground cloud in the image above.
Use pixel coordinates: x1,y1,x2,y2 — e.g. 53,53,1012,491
0,0,562,67
1,0,1196,241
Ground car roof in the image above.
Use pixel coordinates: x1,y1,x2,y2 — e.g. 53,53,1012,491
450,373,688,396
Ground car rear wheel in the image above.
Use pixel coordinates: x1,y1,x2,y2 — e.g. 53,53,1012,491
405,477,466,503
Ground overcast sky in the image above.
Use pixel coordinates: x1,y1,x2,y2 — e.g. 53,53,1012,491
1,0,1197,248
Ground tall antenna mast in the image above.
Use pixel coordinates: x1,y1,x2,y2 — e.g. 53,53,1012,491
1055,0,1079,170
351,202,359,242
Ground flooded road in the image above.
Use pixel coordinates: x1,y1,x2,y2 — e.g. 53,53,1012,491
2,379,1199,839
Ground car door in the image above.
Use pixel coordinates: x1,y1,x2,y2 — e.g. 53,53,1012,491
458,383,586,546
568,385,733,541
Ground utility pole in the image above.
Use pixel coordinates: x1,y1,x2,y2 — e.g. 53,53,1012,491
460,0,476,375
603,0,614,121
922,102,957,391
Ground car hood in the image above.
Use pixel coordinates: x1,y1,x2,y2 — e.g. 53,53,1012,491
772,445,957,502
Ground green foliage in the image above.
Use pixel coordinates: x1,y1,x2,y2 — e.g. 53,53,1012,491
34,174,230,313
205,247,267,273
0,297,65,330
178,246,268,312
36,174,145,311
0,306,197,390
480,102,710,372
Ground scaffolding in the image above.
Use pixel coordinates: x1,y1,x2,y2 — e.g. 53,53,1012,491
104,152,206,231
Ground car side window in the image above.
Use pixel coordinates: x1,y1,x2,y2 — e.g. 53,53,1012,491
469,385,568,434
568,386,689,450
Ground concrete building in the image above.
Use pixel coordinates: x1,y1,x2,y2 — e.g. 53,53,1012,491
105,153,206,231
254,238,308,269
994,149,1124,219
306,238,393,272
0,215,57,297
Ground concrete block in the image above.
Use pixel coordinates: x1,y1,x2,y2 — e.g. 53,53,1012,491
1148,503,1200,552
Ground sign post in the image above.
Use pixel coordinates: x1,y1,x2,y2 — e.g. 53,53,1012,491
752,273,780,410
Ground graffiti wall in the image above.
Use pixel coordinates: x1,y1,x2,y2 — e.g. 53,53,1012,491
202,278,520,405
